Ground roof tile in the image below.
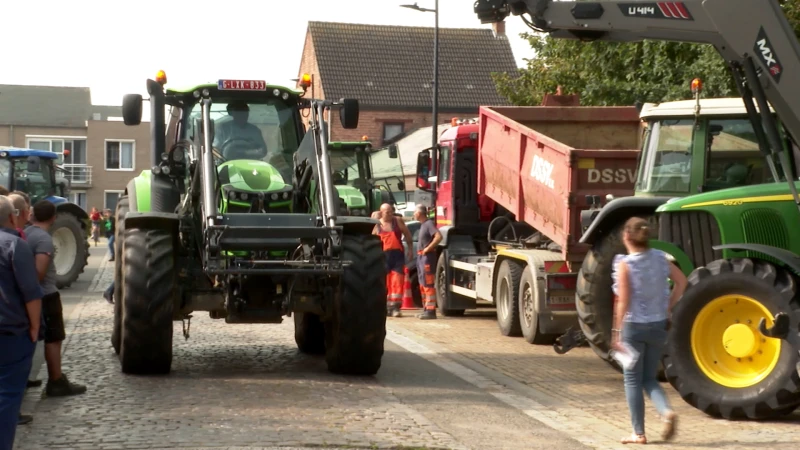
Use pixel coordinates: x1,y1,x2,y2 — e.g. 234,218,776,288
307,21,517,109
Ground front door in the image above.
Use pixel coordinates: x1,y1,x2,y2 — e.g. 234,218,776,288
435,144,453,226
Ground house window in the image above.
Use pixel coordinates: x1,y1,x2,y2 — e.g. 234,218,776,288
105,140,135,171
383,123,404,142
104,190,124,211
26,137,87,165
69,192,87,210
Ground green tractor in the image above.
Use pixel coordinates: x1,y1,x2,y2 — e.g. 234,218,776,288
571,94,782,364
113,73,402,376
0,148,90,288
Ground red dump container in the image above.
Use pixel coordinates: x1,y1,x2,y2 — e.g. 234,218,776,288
477,105,642,261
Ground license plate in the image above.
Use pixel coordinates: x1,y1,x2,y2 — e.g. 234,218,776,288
548,295,574,305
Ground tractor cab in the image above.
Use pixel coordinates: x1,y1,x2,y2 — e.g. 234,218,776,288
0,148,68,203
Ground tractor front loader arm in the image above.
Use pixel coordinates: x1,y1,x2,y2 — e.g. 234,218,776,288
475,0,800,144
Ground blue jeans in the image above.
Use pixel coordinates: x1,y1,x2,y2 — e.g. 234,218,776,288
0,333,36,450
104,281,114,300
108,234,115,259
622,320,672,435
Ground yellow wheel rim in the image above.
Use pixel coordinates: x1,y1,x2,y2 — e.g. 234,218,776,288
691,294,781,388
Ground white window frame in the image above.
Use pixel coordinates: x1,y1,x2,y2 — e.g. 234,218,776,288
104,139,136,171
69,191,88,210
25,135,88,165
104,190,125,210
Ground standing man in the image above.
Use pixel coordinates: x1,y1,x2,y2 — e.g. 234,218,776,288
25,200,87,398
373,203,412,317
7,194,29,239
104,209,116,262
413,205,442,320
0,195,42,450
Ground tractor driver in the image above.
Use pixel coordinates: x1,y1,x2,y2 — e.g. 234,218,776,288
213,101,268,161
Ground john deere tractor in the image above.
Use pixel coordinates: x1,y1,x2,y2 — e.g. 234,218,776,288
113,73,399,376
0,148,89,288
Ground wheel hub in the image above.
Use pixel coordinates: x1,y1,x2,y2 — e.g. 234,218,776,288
690,294,782,388
722,323,758,358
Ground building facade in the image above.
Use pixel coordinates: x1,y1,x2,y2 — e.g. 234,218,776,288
296,21,517,146
0,84,149,213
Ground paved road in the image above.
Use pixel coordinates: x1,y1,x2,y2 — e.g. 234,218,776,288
14,244,800,450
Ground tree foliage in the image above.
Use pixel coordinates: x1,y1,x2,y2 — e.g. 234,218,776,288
494,2,800,106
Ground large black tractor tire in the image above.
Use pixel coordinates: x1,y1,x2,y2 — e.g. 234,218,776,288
664,258,800,419
435,251,466,317
496,259,523,337
111,196,129,355
119,228,176,375
576,223,667,380
294,312,326,355
576,226,625,363
51,212,90,289
324,235,387,375
519,269,557,345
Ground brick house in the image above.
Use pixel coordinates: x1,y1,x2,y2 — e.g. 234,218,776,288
297,21,517,145
0,84,150,212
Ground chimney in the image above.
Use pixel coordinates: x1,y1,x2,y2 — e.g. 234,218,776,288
492,21,505,37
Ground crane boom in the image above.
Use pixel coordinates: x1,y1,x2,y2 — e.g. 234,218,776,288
475,0,800,207
475,0,799,135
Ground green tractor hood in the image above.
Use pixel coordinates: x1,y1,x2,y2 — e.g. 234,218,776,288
335,184,367,210
218,159,290,192
656,182,794,212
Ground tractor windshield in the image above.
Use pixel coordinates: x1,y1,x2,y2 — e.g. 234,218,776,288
12,158,57,202
187,97,301,168
332,148,366,188
636,117,783,195
0,159,9,189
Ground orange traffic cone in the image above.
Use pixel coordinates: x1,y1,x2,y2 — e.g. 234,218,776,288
401,267,416,310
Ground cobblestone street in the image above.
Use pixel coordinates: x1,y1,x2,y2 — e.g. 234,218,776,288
13,252,800,450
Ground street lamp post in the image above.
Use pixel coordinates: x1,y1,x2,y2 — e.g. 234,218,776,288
401,1,439,158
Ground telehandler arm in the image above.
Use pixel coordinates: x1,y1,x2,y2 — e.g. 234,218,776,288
474,0,800,206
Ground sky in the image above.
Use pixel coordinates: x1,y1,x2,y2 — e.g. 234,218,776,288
2,0,535,106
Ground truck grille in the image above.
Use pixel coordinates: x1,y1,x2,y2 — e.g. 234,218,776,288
658,211,722,269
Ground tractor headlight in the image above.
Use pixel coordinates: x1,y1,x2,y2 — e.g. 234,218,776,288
162,166,171,175
161,152,169,161
271,193,279,201
282,191,289,200
239,192,248,201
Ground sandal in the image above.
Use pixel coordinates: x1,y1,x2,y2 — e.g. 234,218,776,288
661,412,678,441
621,434,647,444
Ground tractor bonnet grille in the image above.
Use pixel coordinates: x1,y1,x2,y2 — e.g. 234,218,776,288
658,211,722,268
741,209,789,262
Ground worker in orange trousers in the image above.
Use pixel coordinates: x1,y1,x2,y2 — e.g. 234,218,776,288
373,204,413,317
413,205,442,320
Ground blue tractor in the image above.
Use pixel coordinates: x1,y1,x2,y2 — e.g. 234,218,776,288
0,148,90,288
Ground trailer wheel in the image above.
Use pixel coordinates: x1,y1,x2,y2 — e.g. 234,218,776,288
111,195,129,355
576,226,624,362
435,251,466,317
664,258,800,419
496,259,523,336
294,312,325,355
519,269,557,344
324,235,387,375
119,228,175,375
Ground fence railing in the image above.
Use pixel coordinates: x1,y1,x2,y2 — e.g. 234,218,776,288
61,164,92,185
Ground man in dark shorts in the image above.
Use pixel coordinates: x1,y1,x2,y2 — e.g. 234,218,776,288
25,200,87,397
413,205,442,320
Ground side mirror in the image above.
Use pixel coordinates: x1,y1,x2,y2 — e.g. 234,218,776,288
122,94,143,126
416,150,432,190
388,144,398,159
26,156,41,173
339,98,359,129
397,181,405,191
